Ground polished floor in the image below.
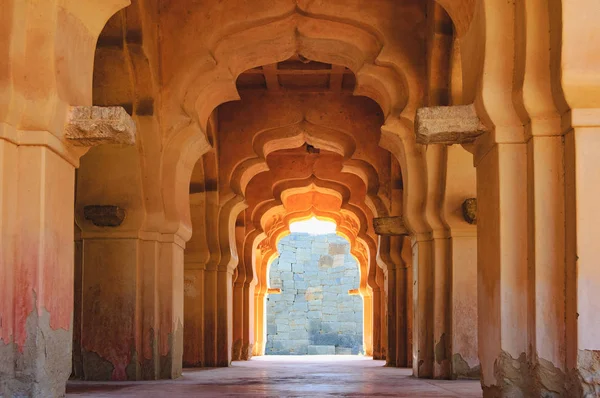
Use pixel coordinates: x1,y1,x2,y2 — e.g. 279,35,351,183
67,356,483,397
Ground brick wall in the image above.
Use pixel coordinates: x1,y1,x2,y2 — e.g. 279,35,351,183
266,233,363,355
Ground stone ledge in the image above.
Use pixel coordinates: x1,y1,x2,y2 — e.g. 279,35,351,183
373,216,409,236
66,106,136,146
415,104,488,145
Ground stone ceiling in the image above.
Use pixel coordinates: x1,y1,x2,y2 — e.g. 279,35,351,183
236,55,356,92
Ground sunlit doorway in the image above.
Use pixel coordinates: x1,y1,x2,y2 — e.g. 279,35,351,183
265,218,364,355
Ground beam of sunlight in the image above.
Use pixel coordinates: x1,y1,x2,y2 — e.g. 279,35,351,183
289,217,336,235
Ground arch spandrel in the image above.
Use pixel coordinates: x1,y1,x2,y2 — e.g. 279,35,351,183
158,3,430,241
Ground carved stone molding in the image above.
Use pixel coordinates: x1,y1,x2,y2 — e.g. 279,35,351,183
373,216,409,236
415,104,488,145
66,106,136,146
83,205,126,227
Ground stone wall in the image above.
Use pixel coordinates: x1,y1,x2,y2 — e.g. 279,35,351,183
266,233,363,355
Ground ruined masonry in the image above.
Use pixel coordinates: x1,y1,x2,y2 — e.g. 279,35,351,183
266,233,363,355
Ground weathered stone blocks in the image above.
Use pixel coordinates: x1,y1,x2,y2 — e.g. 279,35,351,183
65,106,136,146
266,233,363,355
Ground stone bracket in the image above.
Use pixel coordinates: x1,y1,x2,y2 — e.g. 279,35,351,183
415,104,488,145
462,198,477,225
84,205,126,227
267,288,281,294
348,289,359,295
65,106,136,146
373,216,409,236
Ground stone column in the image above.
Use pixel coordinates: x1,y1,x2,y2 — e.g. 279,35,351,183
232,268,245,361
73,108,183,380
77,199,185,381
416,104,485,381
0,2,137,394
253,250,270,356
183,193,208,366
425,144,453,380
1,105,135,397
412,237,435,378
242,279,256,359
559,0,600,394
76,232,184,380
0,136,78,398
380,236,398,366
444,146,478,379
565,110,600,395
379,265,388,360
216,267,234,366
384,234,410,368
183,263,206,367
476,142,529,395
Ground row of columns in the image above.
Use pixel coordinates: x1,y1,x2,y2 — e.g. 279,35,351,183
183,146,234,368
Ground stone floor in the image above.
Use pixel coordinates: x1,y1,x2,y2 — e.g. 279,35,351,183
67,356,483,397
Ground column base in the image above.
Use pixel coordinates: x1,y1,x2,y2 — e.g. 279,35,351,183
481,351,529,398
568,350,600,398
0,309,71,398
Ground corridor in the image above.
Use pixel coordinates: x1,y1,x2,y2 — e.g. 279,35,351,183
66,356,482,397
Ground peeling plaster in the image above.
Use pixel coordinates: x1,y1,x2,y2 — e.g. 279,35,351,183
452,353,481,380
434,333,452,379
481,351,529,398
1,308,71,398
232,338,243,361
532,356,566,397
79,321,183,381
569,349,600,398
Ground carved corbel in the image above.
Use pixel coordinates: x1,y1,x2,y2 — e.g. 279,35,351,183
65,106,136,146
415,104,488,145
373,216,409,236
83,205,126,227
462,198,477,225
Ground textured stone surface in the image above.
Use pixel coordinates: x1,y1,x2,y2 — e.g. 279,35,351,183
83,205,126,227
0,309,71,398
461,198,477,225
569,349,600,397
415,104,488,145
266,233,363,355
373,216,409,236
65,106,136,146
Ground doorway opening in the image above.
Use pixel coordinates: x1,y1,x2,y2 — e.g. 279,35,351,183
265,220,363,355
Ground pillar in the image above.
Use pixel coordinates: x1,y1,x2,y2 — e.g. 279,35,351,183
0,136,77,397
559,0,600,394
1,106,135,395
412,237,435,377
476,142,529,396
445,146,478,379
232,267,245,361
425,144,453,380
0,0,129,393
75,140,182,380
381,236,398,366
565,110,600,395
383,234,410,368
